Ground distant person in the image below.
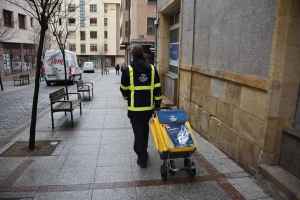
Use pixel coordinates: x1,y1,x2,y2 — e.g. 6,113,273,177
104,65,109,75
121,63,126,73
115,64,120,75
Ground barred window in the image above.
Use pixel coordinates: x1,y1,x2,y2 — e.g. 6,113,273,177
90,31,97,39
80,31,85,40
18,14,26,29
68,4,76,12
90,4,97,12
69,44,76,52
147,17,155,35
68,18,76,25
80,44,86,53
90,18,97,25
90,44,97,52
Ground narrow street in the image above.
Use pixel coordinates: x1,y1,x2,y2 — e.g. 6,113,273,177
0,79,58,148
0,73,99,149
0,71,273,200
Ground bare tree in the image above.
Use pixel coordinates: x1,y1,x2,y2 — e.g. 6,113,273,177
49,0,91,98
5,0,62,150
49,0,72,99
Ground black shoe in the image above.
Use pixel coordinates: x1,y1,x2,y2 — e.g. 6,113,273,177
137,157,147,168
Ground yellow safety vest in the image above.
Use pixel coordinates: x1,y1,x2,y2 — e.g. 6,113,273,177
121,64,161,111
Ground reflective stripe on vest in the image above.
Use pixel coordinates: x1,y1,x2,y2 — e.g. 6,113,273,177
128,65,155,111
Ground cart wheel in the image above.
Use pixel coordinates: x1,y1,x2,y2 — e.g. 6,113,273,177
160,163,168,181
188,168,197,177
169,160,176,176
184,158,192,167
188,161,196,177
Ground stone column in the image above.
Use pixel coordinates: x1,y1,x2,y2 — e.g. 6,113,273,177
263,0,300,164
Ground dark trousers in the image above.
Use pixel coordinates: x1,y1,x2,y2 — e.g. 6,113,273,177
129,113,152,162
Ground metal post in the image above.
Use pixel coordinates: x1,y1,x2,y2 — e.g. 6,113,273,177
0,73,3,91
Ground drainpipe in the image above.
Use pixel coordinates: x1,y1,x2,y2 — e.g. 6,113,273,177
127,0,131,65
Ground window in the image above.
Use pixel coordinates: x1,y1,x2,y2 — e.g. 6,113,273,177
80,31,85,40
68,4,76,12
104,4,108,13
104,31,108,39
80,44,86,53
69,43,76,51
169,12,180,26
104,18,108,26
168,12,180,74
80,0,85,27
30,17,34,27
18,14,26,29
68,31,76,39
90,17,97,25
59,18,62,25
90,44,97,52
169,29,179,43
104,44,108,51
68,18,76,25
90,4,97,12
125,21,130,36
126,0,130,9
147,17,155,35
3,10,13,27
90,31,97,39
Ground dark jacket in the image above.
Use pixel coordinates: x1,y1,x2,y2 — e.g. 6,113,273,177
120,58,161,117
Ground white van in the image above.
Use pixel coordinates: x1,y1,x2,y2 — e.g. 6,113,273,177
82,61,95,73
43,49,82,86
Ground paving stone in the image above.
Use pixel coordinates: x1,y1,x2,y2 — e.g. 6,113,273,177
136,185,185,200
0,158,27,183
92,188,136,200
206,158,244,174
228,177,269,200
97,153,132,167
94,166,133,184
170,181,231,200
35,191,91,200
14,157,65,187
0,192,36,199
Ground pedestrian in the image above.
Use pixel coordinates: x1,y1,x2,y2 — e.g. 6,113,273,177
104,65,109,75
121,63,126,74
40,66,45,82
120,45,162,168
115,64,120,75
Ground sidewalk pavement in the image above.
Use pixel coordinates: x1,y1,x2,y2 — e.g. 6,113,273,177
0,72,274,200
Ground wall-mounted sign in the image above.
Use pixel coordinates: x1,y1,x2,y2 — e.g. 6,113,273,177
169,42,179,66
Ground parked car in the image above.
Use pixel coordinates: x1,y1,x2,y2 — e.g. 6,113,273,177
82,62,95,73
43,49,82,86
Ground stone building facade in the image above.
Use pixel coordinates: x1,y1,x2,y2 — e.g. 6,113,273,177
52,0,124,68
0,1,37,75
120,0,157,65
157,0,300,176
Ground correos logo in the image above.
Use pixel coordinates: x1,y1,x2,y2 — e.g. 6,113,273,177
169,115,177,122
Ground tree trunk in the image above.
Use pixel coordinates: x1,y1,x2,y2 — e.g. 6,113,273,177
0,73,3,91
29,25,47,150
61,50,69,100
